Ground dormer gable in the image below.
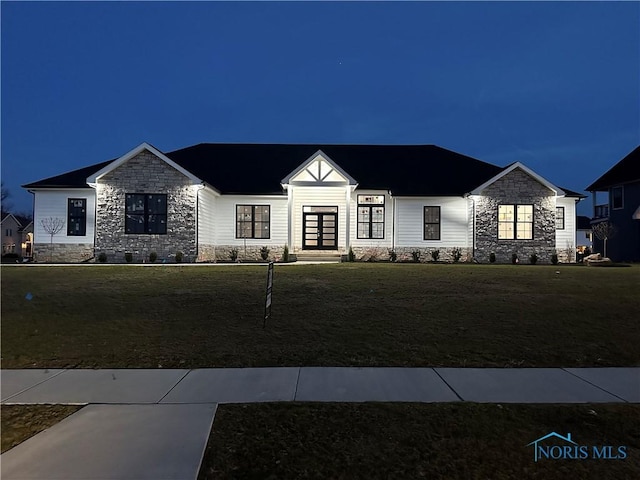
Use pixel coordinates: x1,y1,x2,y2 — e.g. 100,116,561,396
281,150,357,187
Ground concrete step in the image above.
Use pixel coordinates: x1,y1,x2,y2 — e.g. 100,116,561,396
295,253,342,263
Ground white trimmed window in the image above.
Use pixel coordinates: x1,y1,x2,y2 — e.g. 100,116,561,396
498,204,533,240
424,206,441,240
357,195,385,239
236,205,270,239
555,206,565,230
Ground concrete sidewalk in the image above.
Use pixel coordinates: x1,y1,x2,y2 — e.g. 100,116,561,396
2,367,638,404
1,367,638,480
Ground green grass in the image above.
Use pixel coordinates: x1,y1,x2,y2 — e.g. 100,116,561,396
199,403,640,480
1,264,638,368
1,405,82,453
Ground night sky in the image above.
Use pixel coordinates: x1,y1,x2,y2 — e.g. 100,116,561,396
2,1,638,216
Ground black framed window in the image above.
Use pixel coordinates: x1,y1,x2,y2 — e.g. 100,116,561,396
67,198,87,236
357,195,384,239
423,206,441,240
555,206,565,230
236,205,270,239
5,228,12,237
125,194,167,234
611,186,623,210
498,204,533,240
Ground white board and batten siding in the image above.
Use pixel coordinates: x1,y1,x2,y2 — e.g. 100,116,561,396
33,189,97,245
213,195,288,246
555,197,577,251
394,196,471,248
289,185,349,251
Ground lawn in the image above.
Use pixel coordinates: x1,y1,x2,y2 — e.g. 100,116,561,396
1,264,638,368
3,402,638,479
199,403,640,480
1,404,81,453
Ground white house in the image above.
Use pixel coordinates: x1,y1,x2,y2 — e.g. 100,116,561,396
23,142,584,263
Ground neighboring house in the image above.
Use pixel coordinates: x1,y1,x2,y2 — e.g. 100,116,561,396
1,213,33,258
586,146,640,262
576,215,593,255
22,142,584,263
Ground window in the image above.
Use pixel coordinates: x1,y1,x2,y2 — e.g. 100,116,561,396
424,206,441,240
555,207,565,230
611,186,623,210
357,195,385,239
5,229,12,237
498,204,533,240
3,243,15,253
125,194,167,234
236,205,270,239
68,198,87,236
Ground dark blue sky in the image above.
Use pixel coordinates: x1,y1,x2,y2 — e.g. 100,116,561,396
2,1,638,216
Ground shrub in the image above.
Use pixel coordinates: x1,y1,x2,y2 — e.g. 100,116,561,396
283,245,289,262
489,252,496,263
348,246,355,262
530,253,538,265
175,251,183,263
260,246,270,261
125,252,133,263
451,247,462,263
430,249,439,262
412,250,421,263
229,248,238,262
3,253,19,259
511,253,518,265
388,249,397,262
149,251,157,263
551,253,559,265
97,252,107,263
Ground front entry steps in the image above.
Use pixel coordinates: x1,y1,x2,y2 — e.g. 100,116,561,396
295,252,342,263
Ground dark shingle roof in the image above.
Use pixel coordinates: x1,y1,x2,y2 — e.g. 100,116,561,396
586,146,640,191
22,143,582,197
165,144,504,196
577,215,592,230
22,160,114,189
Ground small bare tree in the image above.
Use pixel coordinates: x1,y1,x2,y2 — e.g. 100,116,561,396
40,217,65,262
592,221,617,259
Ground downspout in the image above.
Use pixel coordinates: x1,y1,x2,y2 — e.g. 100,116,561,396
195,185,199,262
391,193,396,251
91,185,98,260
345,186,351,252
286,185,292,250
472,196,476,260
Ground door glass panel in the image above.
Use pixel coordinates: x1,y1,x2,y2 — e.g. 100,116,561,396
306,239,317,246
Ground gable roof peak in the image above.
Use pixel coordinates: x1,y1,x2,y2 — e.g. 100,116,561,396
469,161,565,196
86,142,202,186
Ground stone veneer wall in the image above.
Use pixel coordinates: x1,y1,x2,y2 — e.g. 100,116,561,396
214,245,285,262
95,151,197,262
475,169,556,264
33,243,94,263
350,246,473,262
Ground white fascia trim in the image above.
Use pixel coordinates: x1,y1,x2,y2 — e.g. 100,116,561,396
1,213,21,225
281,149,357,185
27,187,96,192
469,162,565,196
86,142,203,186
